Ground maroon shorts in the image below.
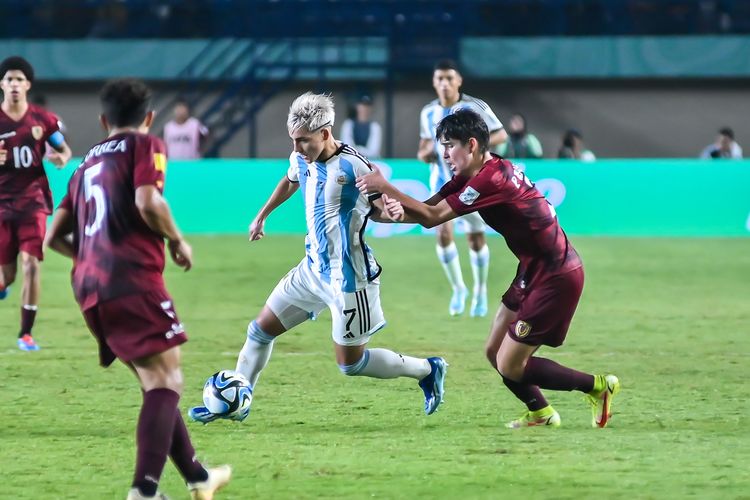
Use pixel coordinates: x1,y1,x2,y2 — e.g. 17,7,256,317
0,213,46,264
502,267,584,347
81,289,188,367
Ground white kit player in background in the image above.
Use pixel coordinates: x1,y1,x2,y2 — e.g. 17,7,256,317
418,60,507,317
189,92,447,424
163,99,209,159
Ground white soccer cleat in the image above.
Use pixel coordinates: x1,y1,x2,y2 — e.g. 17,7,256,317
188,465,232,500
126,488,169,499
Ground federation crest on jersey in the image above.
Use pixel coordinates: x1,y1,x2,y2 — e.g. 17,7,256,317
459,186,480,205
336,174,348,185
515,321,531,338
31,126,43,141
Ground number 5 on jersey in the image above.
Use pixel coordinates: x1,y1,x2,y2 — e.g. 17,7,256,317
84,162,106,236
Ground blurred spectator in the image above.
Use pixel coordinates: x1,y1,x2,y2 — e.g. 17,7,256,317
700,127,743,159
340,95,382,158
88,0,130,38
558,128,596,162
163,99,209,159
496,113,543,159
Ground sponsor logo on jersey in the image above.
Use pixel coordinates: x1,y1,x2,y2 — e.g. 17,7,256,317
515,321,531,338
0,131,17,140
31,126,43,141
459,186,480,205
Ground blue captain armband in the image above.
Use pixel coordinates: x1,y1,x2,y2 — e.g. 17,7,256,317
47,131,65,149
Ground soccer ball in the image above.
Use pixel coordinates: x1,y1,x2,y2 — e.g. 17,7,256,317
202,370,253,420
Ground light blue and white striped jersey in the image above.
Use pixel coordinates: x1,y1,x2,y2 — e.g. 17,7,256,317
419,93,503,194
287,144,381,293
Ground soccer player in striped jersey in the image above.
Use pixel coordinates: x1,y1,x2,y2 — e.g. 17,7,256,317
189,92,447,424
418,60,507,317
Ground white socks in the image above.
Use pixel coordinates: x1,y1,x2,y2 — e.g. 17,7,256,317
437,242,490,297
435,242,466,292
339,348,431,380
235,321,275,387
469,245,490,296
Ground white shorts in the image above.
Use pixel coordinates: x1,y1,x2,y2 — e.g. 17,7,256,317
454,211,486,234
266,259,386,346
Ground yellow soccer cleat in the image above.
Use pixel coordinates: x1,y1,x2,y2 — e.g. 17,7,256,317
586,374,620,428
505,405,561,429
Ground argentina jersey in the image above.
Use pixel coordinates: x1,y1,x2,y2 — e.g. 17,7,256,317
419,93,503,194
286,145,382,293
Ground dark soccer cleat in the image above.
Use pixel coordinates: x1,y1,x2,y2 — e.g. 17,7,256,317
418,357,448,415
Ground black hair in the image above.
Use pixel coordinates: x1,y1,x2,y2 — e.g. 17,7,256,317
435,108,490,153
719,127,734,140
433,59,460,73
174,97,190,108
99,78,152,128
0,56,34,83
510,112,528,134
562,128,582,148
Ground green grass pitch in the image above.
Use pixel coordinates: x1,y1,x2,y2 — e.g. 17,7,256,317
1,235,749,499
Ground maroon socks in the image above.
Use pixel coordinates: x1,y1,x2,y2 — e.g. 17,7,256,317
521,357,595,393
502,376,549,411
132,389,180,496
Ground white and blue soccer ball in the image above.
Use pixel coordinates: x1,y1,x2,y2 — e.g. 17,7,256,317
202,370,253,420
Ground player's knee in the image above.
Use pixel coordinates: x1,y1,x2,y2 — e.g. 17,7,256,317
161,367,184,394
140,368,184,394
484,343,499,369
247,320,275,345
468,234,485,251
21,257,39,278
436,229,453,247
338,351,369,377
496,356,524,382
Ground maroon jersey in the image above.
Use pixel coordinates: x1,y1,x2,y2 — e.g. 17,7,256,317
0,103,61,220
59,132,168,310
439,155,582,279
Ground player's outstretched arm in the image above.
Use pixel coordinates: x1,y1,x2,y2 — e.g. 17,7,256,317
370,194,409,223
135,185,192,271
249,176,299,241
356,166,456,228
44,208,76,259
